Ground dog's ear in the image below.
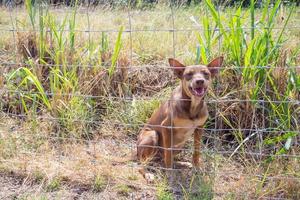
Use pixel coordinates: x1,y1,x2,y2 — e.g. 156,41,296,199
207,56,224,77
168,58,185,79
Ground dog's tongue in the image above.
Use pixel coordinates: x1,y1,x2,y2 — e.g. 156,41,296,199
193,87,204,96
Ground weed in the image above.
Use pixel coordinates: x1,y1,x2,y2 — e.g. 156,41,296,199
181,174,213,200
104,87,171,134
38,196,48,200
156,180,173,200
104,97,159,135
9,65,51,110
54,96,95,139
115,184,132,196
46,177,61,192
127,174,138,181
92,175,107,192
0,136,17,159
32,170,45,183
108,26,124,78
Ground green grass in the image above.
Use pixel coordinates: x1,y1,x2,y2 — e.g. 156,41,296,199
92,175,107,192
104,96,161,134
156,180,173,200
55,96,95,139
46,177,61,192
181,174,213,200
32,170,45,183
115,184,133,196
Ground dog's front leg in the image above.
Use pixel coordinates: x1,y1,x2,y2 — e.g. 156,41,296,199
161,117,173,168
193,126,203,167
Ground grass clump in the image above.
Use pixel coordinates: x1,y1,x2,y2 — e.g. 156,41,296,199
115,184,132,196
106,98,161,134
3,2,128,139
104,87,171,134
32,170,45,183
181,174,213,200
46,177,61,192
0,135,18,159
156,180,173,200
54,96,96,139
193,0,300,156
127,174,138,181
92,175,107,192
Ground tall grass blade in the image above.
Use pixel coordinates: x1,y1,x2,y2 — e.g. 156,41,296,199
250,0,255,40
69,3,78,51
25,0,37,29
108,26,124,78
8,65,51,110
195,32,208,64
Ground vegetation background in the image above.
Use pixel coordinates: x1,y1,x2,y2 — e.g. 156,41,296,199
0,0,299,199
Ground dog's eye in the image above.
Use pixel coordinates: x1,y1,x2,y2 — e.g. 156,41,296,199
203,72,210,79
184,72,193,79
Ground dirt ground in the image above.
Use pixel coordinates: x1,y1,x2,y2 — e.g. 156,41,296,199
0,166,249,200
0,116,255,200
0,171,157,200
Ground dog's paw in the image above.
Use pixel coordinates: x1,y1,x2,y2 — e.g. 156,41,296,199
138,167,155,184
144,172,155,184
176,161,193,169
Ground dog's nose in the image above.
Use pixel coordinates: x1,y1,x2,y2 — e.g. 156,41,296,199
195,79,204,85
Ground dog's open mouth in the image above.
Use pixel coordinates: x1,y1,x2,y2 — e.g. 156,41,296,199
190,87,206,97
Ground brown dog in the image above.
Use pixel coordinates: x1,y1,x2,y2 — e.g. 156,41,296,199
137,56,223,168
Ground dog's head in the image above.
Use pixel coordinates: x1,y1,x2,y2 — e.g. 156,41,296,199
169,57,223,99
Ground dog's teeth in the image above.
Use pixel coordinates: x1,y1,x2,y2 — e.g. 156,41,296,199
193,88,204,96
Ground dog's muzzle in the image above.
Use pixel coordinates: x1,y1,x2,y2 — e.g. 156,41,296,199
190,79,207,97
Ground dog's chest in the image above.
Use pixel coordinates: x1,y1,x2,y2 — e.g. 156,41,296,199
172,117,206,148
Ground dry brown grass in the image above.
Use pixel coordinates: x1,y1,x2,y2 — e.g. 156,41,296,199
1,113,299,199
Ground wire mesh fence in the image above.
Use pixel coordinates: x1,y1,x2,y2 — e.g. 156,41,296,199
0,0,300,199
